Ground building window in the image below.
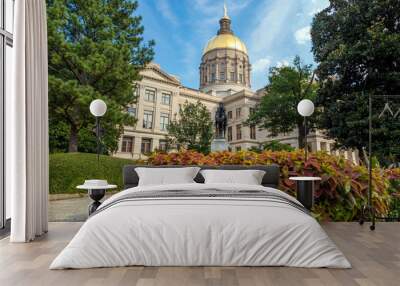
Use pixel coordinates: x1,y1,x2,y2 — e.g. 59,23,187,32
160,112,170,131
1,0,15,229
161,92,171,105
236,108,241,118
228,111,232,119
250,125,256,140
159,140,168,152
320,142,327,151
220,63,225,80
227,126,232,141
144,89,155,102
239,73,243,83
230,72,235,81
204,75,208,82
236,124,242,140
211,64,216,82
132,86,139,99
249,107,255,115
121,136,134,153
141,138,152,154
236,146,242,152
143,110,153,129
127,107,136,117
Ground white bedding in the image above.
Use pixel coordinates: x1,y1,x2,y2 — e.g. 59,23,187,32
50,183,351,269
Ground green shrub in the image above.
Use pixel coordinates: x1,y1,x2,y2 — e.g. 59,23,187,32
263,140,295,152
49,153,137,194
247,141,294,153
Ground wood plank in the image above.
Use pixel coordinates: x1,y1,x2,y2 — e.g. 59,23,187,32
0,222,399,286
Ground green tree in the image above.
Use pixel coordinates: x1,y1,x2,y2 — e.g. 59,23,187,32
246,56,317,148
47,0,154,153
167,101,214,154
248,141,294,153
263,140,295,152
311,0,400,164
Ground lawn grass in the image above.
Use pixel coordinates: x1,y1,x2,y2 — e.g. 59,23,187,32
50,152,137,194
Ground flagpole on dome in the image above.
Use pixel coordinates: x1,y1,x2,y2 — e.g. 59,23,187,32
223,1,230,19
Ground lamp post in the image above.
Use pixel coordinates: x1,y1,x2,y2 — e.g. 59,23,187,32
297,99,315,162
89,99,107,166
291,99,318,211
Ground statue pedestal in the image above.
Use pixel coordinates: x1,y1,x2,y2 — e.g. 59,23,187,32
211,138,229,152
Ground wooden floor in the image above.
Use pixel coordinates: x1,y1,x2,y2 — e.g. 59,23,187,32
0,222,399,286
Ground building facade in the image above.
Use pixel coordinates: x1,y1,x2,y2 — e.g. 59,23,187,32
114,6,358,163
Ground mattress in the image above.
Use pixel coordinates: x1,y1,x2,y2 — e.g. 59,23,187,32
50,183,351,269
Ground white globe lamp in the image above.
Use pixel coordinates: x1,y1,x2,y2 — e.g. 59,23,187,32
89,99,107,166
297,99,315,162
90,99,107,117
297,99,315,117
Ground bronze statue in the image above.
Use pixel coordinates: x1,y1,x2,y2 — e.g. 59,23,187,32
215,102,227,139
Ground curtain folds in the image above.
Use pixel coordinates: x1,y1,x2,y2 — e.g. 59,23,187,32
9,0,49,242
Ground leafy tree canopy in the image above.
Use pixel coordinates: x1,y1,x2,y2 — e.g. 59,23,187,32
246,56,317,148
47,0,154,153
248,141,295,153
311,0,400,164
263,140,295,152
167,101,214,154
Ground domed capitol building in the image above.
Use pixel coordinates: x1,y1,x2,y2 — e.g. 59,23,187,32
115,6,358,163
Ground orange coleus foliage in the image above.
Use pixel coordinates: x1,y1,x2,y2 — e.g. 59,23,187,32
148,150,400,221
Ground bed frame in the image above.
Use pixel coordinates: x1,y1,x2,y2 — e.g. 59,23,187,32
123,165,280,189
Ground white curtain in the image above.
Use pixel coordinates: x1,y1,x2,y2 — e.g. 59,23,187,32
8,0,49,242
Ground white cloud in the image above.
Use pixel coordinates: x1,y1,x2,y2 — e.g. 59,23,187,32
193,0,252,16
248,0,296,56
192,0,253,40
294,26,311,44
251,57,272,90
156,0,178,25
252,57,271,73
308,0,329,16
276,59,290,67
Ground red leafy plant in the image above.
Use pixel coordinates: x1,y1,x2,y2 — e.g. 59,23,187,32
148,150,400,221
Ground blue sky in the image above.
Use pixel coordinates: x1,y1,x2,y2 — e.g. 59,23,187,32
137,0,329,90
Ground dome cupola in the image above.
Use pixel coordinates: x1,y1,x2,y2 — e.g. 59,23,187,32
199,4,251,95
202,4,248,56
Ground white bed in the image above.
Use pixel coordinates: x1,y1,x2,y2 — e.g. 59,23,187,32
50,183,351,269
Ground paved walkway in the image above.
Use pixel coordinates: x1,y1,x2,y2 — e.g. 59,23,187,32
49,194,112,222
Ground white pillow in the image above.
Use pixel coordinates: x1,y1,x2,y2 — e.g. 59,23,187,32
135,167,200,186
200,169,266,185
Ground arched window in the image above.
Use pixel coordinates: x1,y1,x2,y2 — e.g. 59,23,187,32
219,63,226,80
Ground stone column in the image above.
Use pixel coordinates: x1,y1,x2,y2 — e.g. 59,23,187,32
133,135,142,159
153,89,160,132
224,56,228,83
152,138,159,152
235,56,239,83
215,58,219,83
136,84,144,130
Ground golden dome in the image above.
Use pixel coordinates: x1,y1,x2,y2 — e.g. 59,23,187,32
203,34,248,55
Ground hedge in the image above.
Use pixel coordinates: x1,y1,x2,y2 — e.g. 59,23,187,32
49,152,137,194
